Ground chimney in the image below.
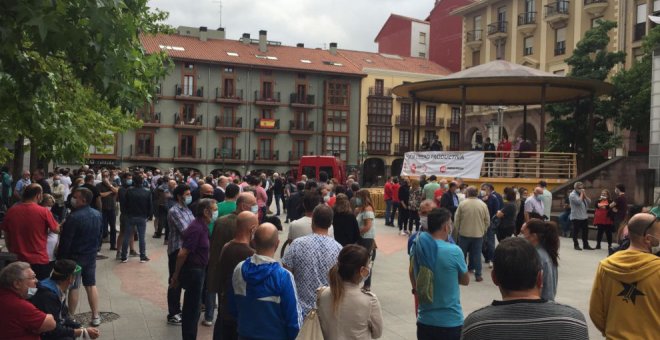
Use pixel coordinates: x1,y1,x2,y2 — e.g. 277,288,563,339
208,27,225,40
296,43,304,48
242,33,251,45
199,26,207,41
259,30,267,53
329,42,337,56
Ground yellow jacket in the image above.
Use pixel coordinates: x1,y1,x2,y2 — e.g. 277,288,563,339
589,249,660,340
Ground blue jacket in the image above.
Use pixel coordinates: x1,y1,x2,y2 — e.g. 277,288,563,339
58,205,102,258
229,254,302,340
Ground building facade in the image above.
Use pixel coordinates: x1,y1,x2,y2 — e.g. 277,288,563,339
338,50,453,186
453,0,657,153
89,27,364,176
374,14,431,59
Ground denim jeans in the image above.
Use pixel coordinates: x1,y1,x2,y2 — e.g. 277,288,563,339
122,216,147,259
391,202,400,225
181,266,205,340
102,209,117,248
274,193,283,215
459,236,483,277
167,249,182,318
204,290,216,322
558,210,571,236
385,199,392,224
417,323,461,340
482,227,495,263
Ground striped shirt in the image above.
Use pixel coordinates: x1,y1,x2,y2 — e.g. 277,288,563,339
167,203,194,254
462,299,588,340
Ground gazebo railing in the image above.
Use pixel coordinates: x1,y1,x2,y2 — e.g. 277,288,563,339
479,151,577,179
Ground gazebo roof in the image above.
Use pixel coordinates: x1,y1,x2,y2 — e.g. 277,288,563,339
392,60,614,105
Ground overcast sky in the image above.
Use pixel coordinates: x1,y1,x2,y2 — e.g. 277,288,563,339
149,0,434,51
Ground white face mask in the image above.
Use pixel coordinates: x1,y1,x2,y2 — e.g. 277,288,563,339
27,287,37,298
419,216,428,230
480,190,487,197
70,197,78,208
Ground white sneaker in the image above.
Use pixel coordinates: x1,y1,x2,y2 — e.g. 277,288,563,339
201,320,213,327
400,230,407,236
91,316,101,326
488,262,493,269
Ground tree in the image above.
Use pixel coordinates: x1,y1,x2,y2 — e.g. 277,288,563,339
0,0,172,169
608,26,660,133
545,20,625,172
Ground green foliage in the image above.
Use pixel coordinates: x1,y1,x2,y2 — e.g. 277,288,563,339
545,20,625,171
609,26,660,131
0,0,172,164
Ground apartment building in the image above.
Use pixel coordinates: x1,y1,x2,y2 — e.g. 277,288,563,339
374,14,431,59
88,27,363,176
452,0,656,153
338,50,452,185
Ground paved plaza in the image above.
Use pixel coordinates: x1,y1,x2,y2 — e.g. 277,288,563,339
3,215,608,339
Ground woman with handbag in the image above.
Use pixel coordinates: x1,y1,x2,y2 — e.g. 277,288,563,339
355,189,376,291
317,244,383,339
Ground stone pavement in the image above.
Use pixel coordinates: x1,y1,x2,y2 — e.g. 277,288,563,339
5,214,609,339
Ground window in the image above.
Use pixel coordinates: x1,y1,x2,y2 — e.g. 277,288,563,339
635,3,647,41
294,140,307,159
325,136,347,160
374,79,384,96
182,103,195,122
450,132,460,150
327,82,349,106
451,107,461,125
424,130,435,142
523,36,534,56
400,103,411,123
399,129,411,147
367,127,391,153
525,0,535,13
179,134,195,157
419,32,426,45
496,40,506,60
474,16,482,39
219,107,235,127
294,111,307,129
136,132,153,156
368,97,393,124
425,106,437,125
326,110,348,132
419,52,426,58
472,50,481,66
655,0,660,13
262,81,273,99
555,27,566,55
220,136,235,153
183,75,194,96
497,6,507,23
258,138,273,159
223,78,235,97
261,109,273,119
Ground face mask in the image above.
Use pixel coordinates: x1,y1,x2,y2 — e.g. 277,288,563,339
535,195,542,201
324,194,330,203
600,195,607,200
649,235,660,254
53,180,60,186
211,210,219,223
355,197,363,207
70,197,78,207
251,204,259,214
114,175,119,180
455,189,461,194
420,216,428,230
184,196,192,205
126,179,133,186
27,287,37,298
480,190,487,197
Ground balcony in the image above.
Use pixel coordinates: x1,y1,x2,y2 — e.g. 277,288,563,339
172,146,202,162
138,112,161,128
517,12,537,36
128,145,160,161
174,113,204,130
394,143,411,156
368,87,392,97
253,149,280,163
465,30,483,50
213,148,243,164
215,116,243,132
447,118,460,130
367,114,392,126
289,120,315,135
423,118,445,129
254,118,280,133
175,85,204,102
290,93,316,108
554,41,566,56
583,0,608,16
544,1,569,28
367,142,391,155
254,91,281,105
288,150,312,163
395,115,411,126
215,88,243,104
487,21,508,41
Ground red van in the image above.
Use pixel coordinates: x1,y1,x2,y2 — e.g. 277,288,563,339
297,156,346,184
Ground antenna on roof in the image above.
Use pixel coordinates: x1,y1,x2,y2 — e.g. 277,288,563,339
212,0,223,28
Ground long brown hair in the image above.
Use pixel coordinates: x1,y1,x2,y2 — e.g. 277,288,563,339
355,189,373,210
333,193,352,214
526,219,560,266
328,244,370,314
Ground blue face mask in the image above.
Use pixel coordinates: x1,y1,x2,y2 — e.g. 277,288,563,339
184,196,192,205
251,205,259,214
211,210,219,223
126,179,133,186
355,197,363,207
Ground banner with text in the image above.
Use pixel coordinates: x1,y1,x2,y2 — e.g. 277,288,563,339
400,151,484,179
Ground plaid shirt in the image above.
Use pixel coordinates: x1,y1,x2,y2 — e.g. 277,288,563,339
167,203,194,254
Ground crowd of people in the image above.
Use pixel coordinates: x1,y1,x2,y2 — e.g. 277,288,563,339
0,164,658,340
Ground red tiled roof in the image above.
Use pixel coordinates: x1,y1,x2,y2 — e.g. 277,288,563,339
140,34,365,76
338,49,451,76
374,14,429,42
